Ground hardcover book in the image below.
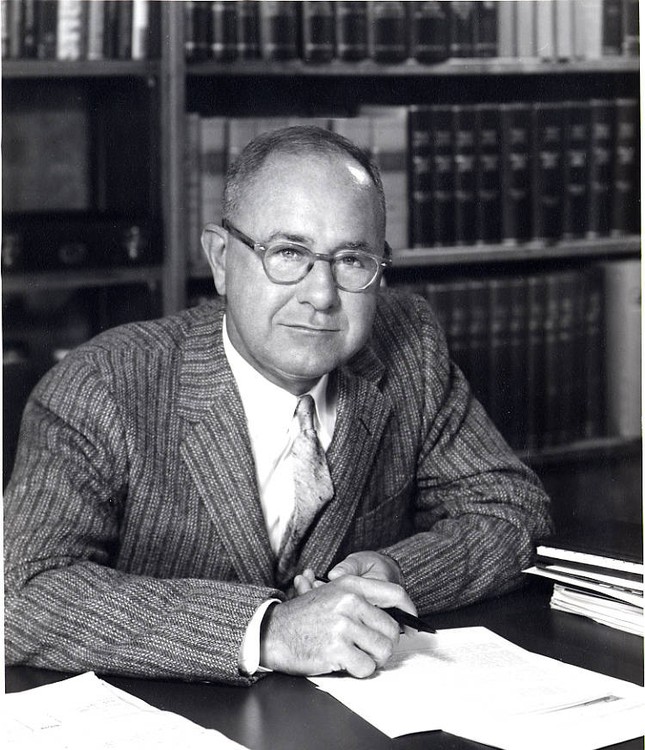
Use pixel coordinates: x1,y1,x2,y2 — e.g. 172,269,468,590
368,1,408,62
409,0,449,63
335,0,368,61
302,0,335,62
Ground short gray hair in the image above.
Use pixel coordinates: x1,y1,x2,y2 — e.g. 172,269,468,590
223,125,386,234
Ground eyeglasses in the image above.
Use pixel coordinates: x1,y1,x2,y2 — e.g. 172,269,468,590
222,219,392,293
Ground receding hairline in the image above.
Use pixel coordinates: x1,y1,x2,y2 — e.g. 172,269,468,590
223,126,387,232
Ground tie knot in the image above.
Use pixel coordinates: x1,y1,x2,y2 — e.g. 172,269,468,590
295,394,316,433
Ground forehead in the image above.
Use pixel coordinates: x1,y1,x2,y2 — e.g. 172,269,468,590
237,152,381,227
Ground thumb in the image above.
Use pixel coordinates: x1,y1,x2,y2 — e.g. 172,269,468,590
326,559,359,580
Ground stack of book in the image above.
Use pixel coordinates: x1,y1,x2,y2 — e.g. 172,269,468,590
525,524,644,637
183,0,639,64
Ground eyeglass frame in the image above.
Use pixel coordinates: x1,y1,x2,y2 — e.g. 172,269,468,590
221,219,392,293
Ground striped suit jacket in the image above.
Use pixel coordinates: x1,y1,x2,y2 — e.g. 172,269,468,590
4,290,551,685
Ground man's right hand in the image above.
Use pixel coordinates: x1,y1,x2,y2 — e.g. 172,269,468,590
259,575,416,678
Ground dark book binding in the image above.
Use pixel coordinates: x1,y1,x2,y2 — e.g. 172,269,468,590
335,1,368,61
369,1,409,62
526,274,547,450
408,106,434,247
563,101,590,239
581,267,605,440
475,104,502,244
430,105,456,246
21,0,38,58
587,99,615,237
474,0,498,57
611,98,640,235
465,279,490,407
453,105,477,245
210,0,238,61
36,0,57,59
236,0,260,59
409,1,450,63
184,0,211,62
531,102,565,242
259,0,299,60
449,1,475,57
302,0,335,62
621,0,640,55
501,103,533,244
602,0,623,55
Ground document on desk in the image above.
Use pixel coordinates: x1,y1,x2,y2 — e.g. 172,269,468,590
4,671,247,750
309,626,645,750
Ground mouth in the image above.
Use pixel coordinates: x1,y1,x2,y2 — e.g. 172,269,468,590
283,324,340,333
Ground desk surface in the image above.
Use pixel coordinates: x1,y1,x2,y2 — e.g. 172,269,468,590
5,580,644,750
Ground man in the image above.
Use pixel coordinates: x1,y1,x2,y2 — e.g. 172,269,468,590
4,126,551,686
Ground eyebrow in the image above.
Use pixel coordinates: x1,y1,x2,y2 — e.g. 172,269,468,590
262,231,375,254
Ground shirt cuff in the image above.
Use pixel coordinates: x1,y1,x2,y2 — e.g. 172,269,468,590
239,598,280,676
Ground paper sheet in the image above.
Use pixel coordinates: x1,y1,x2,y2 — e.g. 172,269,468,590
4,671,247,750
310,626,645,749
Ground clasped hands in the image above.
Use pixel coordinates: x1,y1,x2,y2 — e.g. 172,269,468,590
260,551,417,678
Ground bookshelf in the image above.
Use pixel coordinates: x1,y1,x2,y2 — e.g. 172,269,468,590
2,1,641,525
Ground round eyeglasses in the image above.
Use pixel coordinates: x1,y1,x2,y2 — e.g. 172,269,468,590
222,219,392,293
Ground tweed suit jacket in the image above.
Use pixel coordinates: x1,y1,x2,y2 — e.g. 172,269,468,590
4,290,551,685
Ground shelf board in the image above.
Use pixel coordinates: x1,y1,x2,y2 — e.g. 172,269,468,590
3,266,163,293
186,56,640,78
520,436,642,467
2,60,160,79
391,236,641,269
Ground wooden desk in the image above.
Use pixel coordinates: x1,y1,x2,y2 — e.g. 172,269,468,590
5,580,643,750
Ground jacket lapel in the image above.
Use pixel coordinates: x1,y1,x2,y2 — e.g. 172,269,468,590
299,346,393,574
178,303,275,586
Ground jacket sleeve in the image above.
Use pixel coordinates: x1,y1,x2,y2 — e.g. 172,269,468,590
4,355,284,686
381,296,553,614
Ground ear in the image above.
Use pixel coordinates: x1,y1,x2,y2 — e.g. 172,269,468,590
201,223,228,295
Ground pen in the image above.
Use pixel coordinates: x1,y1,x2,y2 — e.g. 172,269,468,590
318,576,436,634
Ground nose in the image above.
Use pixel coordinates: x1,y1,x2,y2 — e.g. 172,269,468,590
296,256,340,310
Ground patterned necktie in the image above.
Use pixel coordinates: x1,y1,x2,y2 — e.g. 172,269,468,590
276,394,334,586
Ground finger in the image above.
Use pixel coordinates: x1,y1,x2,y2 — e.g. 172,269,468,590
347,617,397,671
327,560,358,580
331,574,418,616
293,574,314,596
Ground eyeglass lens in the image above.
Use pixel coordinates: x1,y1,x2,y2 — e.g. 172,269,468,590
264,244,379,290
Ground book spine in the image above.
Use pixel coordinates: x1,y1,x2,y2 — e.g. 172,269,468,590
259,0,299,60
335,0,368,61
621,0,640,55
474,104,502,244
409,1,450,63
535,0,555,61
56,0,84,60
1,0,9,59
554,0,573,60
146,0,161,59
581,267,605,439
602,0,623,55
602,259,642,438
453,105,477,245
474,0,498,57
200,116,228,238
500,103,533,244
497,0,517,57
184,0,211,62
210,0,239,61
542,272,560,447
368,1,409,62
573,0,602,59
430,105,456,247
531,102,565,242
116,0,134,60
21,0,37,58
103,0,119,59
587,99,615,237
555,272,584,445
516,0,536,58
7,0,23,59
302,0,335,62
86,0,106,61
131,0,150,60
236,0,260,59
611,98,640,236
36,0,58,60
488,277,517,447
446,281,471,373
408,106,434,247
507,277,529,450
367,109,410,252
562,101,591,239
449,1,475,57
526,274,548,451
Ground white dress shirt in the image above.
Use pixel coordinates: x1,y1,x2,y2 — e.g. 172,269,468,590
222,316,337,674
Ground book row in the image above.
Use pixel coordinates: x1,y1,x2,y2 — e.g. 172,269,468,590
184,0,639,64
1,0,161,61
184,99,640,259
398,261,640,452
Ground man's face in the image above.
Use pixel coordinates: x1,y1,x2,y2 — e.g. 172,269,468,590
218,152,385,395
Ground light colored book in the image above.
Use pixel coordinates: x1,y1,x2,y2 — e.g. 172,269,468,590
554,0,573,59
56,0,85,60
